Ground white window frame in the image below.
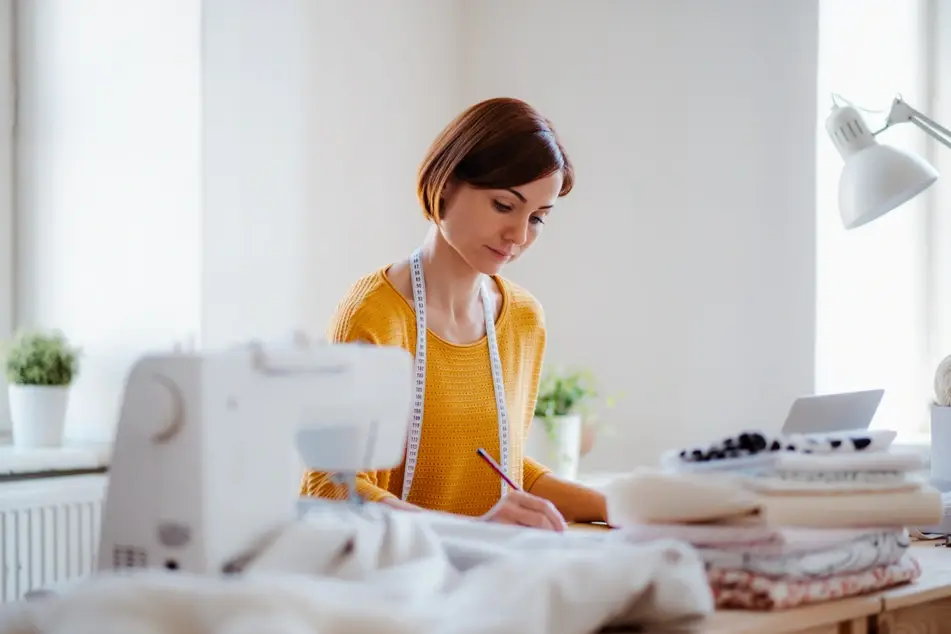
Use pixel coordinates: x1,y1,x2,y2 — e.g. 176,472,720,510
0,0,13,431
928,0,951,415
815,0,939,442
0,0,11,341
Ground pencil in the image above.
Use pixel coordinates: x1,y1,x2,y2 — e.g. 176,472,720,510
476,448,521,491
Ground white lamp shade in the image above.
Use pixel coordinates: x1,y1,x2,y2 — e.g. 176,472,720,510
826,103,939,229
838,144,938,229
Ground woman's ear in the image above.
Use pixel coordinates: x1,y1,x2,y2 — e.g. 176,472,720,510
441,179,456,200
438,178,458,220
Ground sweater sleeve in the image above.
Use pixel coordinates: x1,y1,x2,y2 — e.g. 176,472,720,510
298,297,403,503
523,456,552,491
300,469,397,503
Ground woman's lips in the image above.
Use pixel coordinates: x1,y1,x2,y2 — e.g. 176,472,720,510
485,246,512,261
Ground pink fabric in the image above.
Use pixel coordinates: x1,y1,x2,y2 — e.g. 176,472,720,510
708,553,921,610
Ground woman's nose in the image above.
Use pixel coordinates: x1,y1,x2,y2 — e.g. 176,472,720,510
504,218,530,246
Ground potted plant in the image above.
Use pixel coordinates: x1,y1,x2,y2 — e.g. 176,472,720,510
531,366,614,480
2,330,81,448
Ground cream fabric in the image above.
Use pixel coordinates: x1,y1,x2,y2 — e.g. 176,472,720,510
0,506,715,634
604,468,943,529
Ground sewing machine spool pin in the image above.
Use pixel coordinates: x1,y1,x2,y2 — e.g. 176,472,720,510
326,419,381,507
330,471,365,506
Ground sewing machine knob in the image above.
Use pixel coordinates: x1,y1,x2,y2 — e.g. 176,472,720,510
150,374,186,444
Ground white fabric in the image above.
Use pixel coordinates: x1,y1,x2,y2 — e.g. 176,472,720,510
602,467,943,529
0,506,714,634
743,475,922,495
604,468,760,525
773,449,924,472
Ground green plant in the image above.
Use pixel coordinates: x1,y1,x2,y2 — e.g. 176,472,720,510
533,366,616,441
2,330,81,386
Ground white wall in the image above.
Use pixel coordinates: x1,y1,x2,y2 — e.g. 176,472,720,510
200,0,459,348
462,0,819,469
15,0,820,470
15,0,203,440
15,0,462,439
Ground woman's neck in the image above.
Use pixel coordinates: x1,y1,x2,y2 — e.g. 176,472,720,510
418,227,484,320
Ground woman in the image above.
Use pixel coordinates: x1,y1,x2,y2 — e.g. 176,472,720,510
301,97,608,531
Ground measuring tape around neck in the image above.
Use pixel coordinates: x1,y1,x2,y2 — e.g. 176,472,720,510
400,248,512,502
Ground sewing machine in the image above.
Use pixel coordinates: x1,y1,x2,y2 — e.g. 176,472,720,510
96,338,414,576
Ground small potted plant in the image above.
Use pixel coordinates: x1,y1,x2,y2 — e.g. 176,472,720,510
530,366,614,480
2,329,81,448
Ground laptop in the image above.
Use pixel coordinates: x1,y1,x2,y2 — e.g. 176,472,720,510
780,389,884,435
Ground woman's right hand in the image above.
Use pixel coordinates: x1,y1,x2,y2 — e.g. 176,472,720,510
481,489,568,532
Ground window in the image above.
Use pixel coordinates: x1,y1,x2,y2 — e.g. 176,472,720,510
815,0,935,438
0,0,13,431
928,0,951,414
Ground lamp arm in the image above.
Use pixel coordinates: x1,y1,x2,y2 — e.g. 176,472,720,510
874,97,951,152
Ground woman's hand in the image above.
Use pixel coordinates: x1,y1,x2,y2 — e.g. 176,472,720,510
481,489,568,532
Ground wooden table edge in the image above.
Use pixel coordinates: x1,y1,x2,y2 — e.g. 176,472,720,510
694,594,882,634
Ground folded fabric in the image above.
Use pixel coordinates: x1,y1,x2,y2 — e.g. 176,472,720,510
758,485,943,528
755,469,909,484
603,468,943,528
604,468,760,525
665,429,898,472
699,528,909,580
2,505,715,634
779,429,897,454
617,523,783,548
709,552,921,610
772,450,924,473
743,475,921,495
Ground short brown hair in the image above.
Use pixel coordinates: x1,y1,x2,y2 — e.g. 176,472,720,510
417,97,574,221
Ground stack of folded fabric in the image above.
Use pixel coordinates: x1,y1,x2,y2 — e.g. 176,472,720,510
662,428,940,529
616,523,918,610
602,427,943,610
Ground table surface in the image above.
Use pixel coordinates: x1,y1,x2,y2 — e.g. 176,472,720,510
567,523,951,633
876,542,951,608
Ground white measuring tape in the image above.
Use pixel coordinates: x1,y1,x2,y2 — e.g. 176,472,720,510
400,248,512,501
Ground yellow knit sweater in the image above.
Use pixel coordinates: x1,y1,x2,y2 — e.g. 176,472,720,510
299,267,552,517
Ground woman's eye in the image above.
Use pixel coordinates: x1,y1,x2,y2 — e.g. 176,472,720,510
493,200,513,212
530,216,545,225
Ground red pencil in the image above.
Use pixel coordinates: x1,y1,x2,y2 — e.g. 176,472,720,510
476,448,521,491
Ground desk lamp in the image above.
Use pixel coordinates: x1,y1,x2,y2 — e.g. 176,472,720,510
825,95,951,229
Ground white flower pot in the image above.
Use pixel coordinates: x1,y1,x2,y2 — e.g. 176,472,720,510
8,384,70,449
528,414,583,480
931,404,951,489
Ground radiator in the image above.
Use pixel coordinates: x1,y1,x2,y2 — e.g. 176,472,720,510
0,474,107,602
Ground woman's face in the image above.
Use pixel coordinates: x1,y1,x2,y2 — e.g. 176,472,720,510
439,171,563,275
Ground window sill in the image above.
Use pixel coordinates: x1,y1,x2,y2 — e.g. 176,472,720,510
0,434,112,478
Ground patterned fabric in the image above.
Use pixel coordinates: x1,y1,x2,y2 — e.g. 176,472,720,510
709,553,921,610
700,529,909,580
675,430,887,465
742,473,920,495
767,470,906,483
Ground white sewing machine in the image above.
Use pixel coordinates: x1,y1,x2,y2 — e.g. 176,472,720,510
96,338,414,576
